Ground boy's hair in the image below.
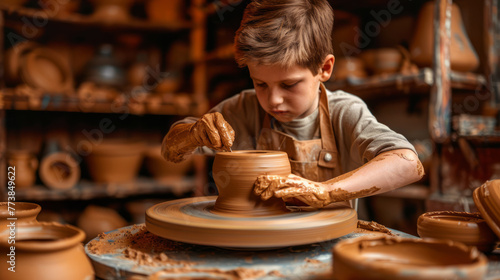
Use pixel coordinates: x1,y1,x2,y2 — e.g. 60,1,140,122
234,0,334,75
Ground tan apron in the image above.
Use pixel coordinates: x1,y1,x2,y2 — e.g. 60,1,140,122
256,83,342,182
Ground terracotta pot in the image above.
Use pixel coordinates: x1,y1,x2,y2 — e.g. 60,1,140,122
90,0,134,22
20,47,73,94
7,150,38,189
333,235,488,280
212,150,291,216
84,139,145,183
77,205,128,243
360,48,402,75
39,152,81,190
145,145,193,181
417,211,498,252
145,0,185,23
334,57,367,80
0,202,41,230
4,41,38,85
473,179,500,239
410,1,479,72
0,222,94,280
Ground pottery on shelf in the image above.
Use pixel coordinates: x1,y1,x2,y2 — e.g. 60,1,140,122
334,57,367,80
212,150,291,216
145,0,185,24
473,179,500,239
77,205,128,243
83,44,126,89
417,211,498,252
145,144,193,182
0,202,41,229
39,152,80,190
0,222,94,280
7,150,38,189
332,235,488,280
409,1,479,72
89,0,134,22
360,48,403,76
84,139,145,183
4,41,38,85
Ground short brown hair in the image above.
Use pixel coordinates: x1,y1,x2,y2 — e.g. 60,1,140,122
234,0,334,75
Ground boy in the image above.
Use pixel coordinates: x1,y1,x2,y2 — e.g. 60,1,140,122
162,0,424,208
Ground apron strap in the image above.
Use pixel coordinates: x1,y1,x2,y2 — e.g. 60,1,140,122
318,83,339,171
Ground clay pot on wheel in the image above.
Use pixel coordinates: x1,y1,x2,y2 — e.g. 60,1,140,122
7,150,38,189
212,150,291,216
0,222,94,280
417,211,498,253
84,139,145,183
0,202,41,229
410,1,479,72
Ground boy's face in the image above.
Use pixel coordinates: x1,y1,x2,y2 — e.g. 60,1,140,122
248,55,334,123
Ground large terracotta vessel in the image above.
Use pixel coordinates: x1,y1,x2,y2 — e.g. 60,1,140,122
0,222,94,280
410,1,479,72
212,150,291,216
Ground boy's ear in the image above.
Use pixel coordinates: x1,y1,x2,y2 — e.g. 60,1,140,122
319,54,335,82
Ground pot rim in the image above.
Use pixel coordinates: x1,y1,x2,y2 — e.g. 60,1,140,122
0,202,41,218
215,150,288,158
0,222,85,252
473,180,500,239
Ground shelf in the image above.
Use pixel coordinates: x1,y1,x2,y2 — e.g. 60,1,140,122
0,5,192,33
0,89,201,116
325,68,487,100
14,177,195,201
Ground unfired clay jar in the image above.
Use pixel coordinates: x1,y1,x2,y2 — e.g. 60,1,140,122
417,211,498,252
39,152,81,190
212,151,291,216
0,222,94,280
90,0,134,22
473,179,500,239
410,1,479,72
333,235,488,280
84,139,145,183
7,150,38,189
77,205,128,243
145,145,193,182
0,202,40,230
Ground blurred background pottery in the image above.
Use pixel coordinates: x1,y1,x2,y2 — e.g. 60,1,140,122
473,180,500,239
39,152,81,190
145,0,185,24
90,0,134,22
410,1,479,72
39,0,81,17
7,150,38,189
4,41,38,86
0,202,41,229
0,222,94,280
145,144,193,182
84,139,145,183
334,57,367,80
83,44,126,89
417,211,498,252
77,205,128,243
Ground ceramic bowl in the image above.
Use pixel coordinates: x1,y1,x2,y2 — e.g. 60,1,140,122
84,139,145,183
332,235,488,280
417,211,498,252
473,180,500,239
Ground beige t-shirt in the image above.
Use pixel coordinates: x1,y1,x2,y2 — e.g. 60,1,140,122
173,88,416,173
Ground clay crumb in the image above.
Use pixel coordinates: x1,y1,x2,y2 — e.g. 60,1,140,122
305,258,323,264
356,220,396,236
151,267,269,280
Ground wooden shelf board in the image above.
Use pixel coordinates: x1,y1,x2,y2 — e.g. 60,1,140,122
15,177,195,201
326,68,486,100
0,5,192,33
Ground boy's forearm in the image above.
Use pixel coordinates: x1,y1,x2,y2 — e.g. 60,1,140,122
323,149,425,197
161,123,198,163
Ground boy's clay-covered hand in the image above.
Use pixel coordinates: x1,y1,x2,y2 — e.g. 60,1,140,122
162,112,235,163
254,174,340,208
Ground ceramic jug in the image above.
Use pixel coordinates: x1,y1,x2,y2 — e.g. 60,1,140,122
410,1,479,72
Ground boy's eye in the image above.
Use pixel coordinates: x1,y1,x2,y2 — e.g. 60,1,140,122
255,83,267,88
282,82,298,89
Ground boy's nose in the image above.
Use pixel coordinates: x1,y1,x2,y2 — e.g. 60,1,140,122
268,89,284,106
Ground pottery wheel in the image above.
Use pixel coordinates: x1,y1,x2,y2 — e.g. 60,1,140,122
146,196,357,248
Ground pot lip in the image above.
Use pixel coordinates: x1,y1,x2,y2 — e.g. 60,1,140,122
333,235,488,269
418,210,484,224
473,180,500,239
215,150,288,158
0,202,41,218
0,222,85,251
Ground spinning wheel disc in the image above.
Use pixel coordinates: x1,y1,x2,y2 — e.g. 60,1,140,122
146,196,357,248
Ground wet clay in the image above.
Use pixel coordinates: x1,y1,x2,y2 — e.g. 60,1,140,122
213,151,290,216
333,235,488,280
149,267,270,280
473,180,500,239
417,211,499,252
357,220,395,236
